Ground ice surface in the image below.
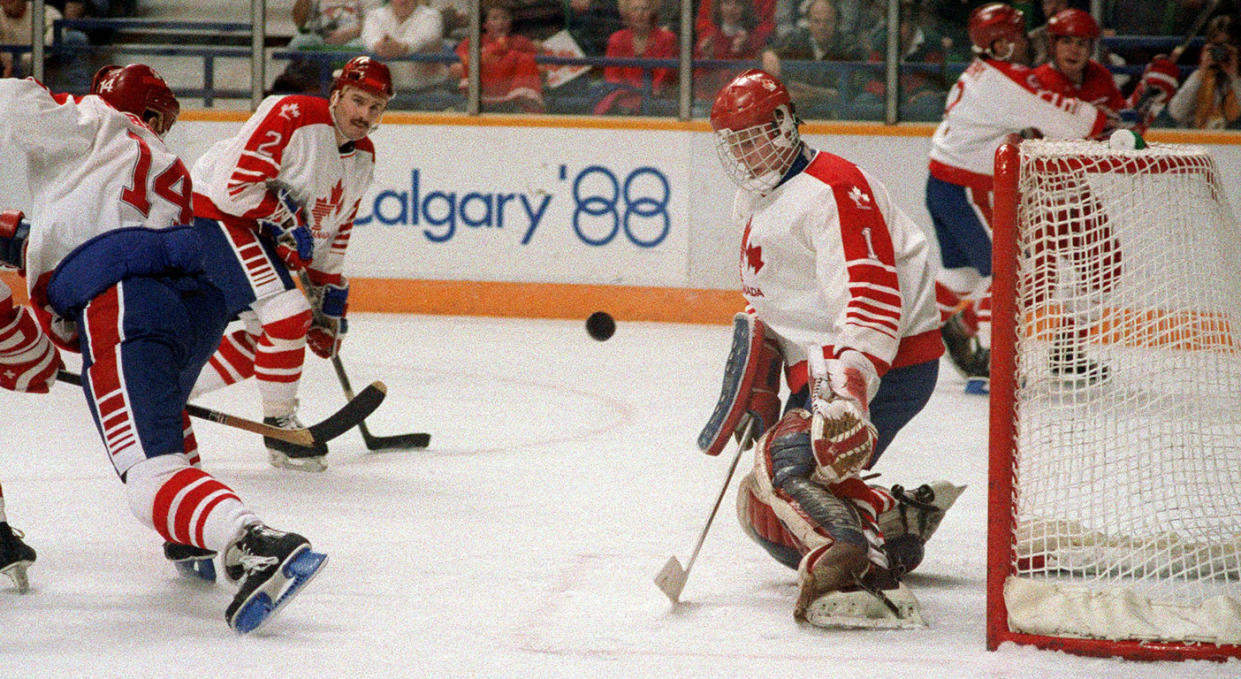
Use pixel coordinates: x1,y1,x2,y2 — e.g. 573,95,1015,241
0,314,1233,678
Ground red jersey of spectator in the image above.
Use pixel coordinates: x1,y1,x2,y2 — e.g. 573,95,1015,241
595,25,678,114
695,0,775,53
455,33,544,112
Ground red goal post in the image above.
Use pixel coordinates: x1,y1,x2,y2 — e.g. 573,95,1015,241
988,138,1241,662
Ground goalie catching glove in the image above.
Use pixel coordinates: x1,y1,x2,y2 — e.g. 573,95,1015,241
808,350,878,485
304,270,348,358
257,186,315,271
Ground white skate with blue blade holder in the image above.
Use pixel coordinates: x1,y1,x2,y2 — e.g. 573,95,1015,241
224,524,328,634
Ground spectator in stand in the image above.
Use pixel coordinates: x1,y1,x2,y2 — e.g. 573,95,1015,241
849,1,949,121
564,0,623,56
1167,14,1241,129
694,0,764,101
594,0,678,114
363,0,450,94
451,0,545,112
290,0,380,50
0,0,88,89
429,0,470,40
696,0,776,57
761,0,863,119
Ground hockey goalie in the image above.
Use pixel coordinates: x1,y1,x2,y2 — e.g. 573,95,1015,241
700,68,966,629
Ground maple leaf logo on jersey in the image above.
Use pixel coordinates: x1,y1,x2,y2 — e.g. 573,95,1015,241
847,186,873,210
744,242,764,274
278,102,301,120
310,180,345,230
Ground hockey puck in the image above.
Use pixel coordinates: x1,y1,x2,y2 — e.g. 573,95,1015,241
586,311,615,341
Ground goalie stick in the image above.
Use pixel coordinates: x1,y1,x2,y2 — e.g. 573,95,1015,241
655,417,758,604
330,354,431,450
56,370,386,448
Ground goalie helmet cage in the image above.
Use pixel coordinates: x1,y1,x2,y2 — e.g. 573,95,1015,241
987,139,1241,662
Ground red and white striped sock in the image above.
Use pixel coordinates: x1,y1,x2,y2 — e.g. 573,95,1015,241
126,455,257,552
255,311,311,418
181,411,201,468
192,329,258,398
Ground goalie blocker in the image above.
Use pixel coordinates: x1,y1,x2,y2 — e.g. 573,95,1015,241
698,313,783,456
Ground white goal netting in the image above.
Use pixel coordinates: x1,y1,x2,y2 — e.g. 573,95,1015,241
1001,139,1241,645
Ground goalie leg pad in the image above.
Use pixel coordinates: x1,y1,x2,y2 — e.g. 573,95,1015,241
698,313,783,456
735,472,802,570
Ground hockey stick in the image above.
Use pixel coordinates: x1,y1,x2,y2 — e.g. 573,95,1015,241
1170,0,1223,62
56,370,386,448
654,417,758,604
330,353,431,450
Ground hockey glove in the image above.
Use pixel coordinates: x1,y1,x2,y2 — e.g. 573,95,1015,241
1135,56,1179,107
305,272,348,359
0,296,62,393
257,187,314,271
0,209,30,270
808,351,878,485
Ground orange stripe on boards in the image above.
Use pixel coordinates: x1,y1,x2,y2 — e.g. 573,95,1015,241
350,278,746,325
2,270,743,324
1024,305,1239,352
177,110,1241,145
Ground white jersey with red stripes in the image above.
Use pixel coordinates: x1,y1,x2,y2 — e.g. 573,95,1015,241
929,57,1106,179
0,78,193,299
191,94,376,279
736,149,942,387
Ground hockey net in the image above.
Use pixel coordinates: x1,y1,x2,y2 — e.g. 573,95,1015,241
988,138,1241,661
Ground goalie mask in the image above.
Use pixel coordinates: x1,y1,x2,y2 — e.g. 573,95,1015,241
91,63,180,137
710,69,803,194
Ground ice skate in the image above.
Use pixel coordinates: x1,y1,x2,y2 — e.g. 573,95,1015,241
164,541,217,582
0,522,36,593
264,409,328,472
1049,337,1110,387
224,523,327,634
941,312,989,394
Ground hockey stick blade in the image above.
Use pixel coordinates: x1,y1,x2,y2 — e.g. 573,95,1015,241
329,354,430,451
56,370,383,447
360,429,431,450
654,556,688,604
305,380,387,445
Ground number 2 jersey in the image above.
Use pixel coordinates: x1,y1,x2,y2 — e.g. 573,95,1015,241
734,149,943,394
0,78,193,303
929,57,1107,182
190,94,376,281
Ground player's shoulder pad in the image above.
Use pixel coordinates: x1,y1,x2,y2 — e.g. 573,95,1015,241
986,58,1043,94
258,94,334,130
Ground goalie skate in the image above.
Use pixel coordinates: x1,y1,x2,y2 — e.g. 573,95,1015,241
803,579,926,630
0,522,35,593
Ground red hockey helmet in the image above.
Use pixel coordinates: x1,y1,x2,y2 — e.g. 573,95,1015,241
709,69,802,193
91,63,180,136
968,3,1027,56
332,56,394,100
1046,8,1100,40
